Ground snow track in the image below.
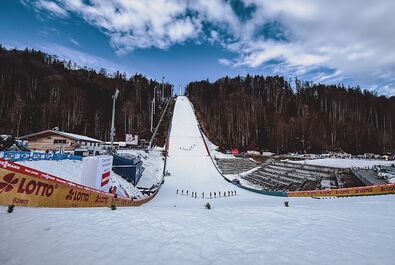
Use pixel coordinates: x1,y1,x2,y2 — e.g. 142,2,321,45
149,96,260,208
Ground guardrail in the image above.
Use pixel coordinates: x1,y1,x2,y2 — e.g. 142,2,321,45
0,151,82,162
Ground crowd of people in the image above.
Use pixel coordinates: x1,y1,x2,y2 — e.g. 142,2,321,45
179,144,196,151
176,189,237,199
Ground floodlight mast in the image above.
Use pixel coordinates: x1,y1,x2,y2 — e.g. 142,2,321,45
110,89,120,151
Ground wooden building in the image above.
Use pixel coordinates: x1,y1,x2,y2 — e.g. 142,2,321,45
18,130,102,152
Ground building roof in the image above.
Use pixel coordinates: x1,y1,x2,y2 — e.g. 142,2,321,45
18,130,102,143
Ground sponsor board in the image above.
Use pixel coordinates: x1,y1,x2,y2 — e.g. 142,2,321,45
0,159,156,207
81,155,113,192
288,184,395,197
125,134,138,145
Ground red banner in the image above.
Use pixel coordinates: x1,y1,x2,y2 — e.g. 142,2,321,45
0,159,157,207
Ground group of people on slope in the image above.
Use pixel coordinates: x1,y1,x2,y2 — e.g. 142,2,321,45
179,144,196,151
176,189,237,199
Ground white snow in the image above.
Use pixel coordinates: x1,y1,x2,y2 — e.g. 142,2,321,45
221,164,262,179
117,147,164,189
289,158,394,169
56,131,102,143
15,159,143,199
1,96,395,265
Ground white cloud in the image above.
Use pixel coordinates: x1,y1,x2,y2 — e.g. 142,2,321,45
29,0,395,95
69,37,79,46
168,17,200,42
35,0,68,18
218,58,232,66
36,43,132,74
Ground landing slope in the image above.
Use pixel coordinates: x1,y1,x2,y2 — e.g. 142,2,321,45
151,96,261,208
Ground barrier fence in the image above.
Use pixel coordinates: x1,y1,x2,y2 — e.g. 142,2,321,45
288,183,395,197
0,159,156,207
0,151,82,162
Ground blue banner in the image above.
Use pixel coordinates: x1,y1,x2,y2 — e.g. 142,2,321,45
0,151,82,161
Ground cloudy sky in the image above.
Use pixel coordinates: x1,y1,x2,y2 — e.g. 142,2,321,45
1,0,395,95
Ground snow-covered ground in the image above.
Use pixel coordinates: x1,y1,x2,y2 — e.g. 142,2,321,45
16,159,143,199
289,158,394,169
16,159,83,183
1,96,395,265
117,147,164,189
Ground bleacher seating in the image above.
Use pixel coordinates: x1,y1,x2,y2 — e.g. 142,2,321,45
240,160,339,192
216,158,258,175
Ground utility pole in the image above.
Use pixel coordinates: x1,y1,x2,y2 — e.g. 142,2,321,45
161,76,165,101
150,99,155,132
153,85,156,115
110,89,120,151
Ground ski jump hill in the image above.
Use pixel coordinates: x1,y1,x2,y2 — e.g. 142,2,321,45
150,96,263,208
0,96,394,209
1,96,395,265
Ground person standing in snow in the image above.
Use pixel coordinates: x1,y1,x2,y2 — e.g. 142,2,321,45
111,186,118,198
210,192,212,199
214,192,216,198
224,191,226,197
202,192,204,198
176,189,179,194
186,190,189,196
234,190,236,196
218,191,221,197
182,189,184,195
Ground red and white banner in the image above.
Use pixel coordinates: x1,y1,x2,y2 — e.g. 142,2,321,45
81,155,113,192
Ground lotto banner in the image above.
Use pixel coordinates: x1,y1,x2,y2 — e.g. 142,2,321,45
0,159,156,208
288,184,395,197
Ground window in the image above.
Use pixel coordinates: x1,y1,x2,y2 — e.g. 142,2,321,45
54,139,67,144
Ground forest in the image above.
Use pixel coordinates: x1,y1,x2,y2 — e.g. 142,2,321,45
186,75,395,154
0,46,172,141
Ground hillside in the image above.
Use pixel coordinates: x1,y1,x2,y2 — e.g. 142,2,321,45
0,46,172,141
186,75,395,154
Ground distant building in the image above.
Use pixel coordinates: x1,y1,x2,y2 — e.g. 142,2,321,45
18,129,102,152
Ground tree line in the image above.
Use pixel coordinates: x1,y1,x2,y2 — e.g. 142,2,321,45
0,46,172,141
186,75,395,154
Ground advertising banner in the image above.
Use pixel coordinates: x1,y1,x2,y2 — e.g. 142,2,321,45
0,159,156,208
81,156,113,192
0,151,82,162
288,184,395,197
125,134,138,145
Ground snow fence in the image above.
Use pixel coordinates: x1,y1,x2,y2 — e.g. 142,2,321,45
0,159,156,207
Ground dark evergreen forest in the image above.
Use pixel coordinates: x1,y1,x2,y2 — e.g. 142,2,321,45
1,46,394,154
0,46,172,141
186,75,395,154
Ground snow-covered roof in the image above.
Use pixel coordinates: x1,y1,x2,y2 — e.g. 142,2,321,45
18,130,102,143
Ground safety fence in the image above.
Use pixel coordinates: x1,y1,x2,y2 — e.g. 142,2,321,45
0,151,82,162
288,183,395,197
0,159,156,207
